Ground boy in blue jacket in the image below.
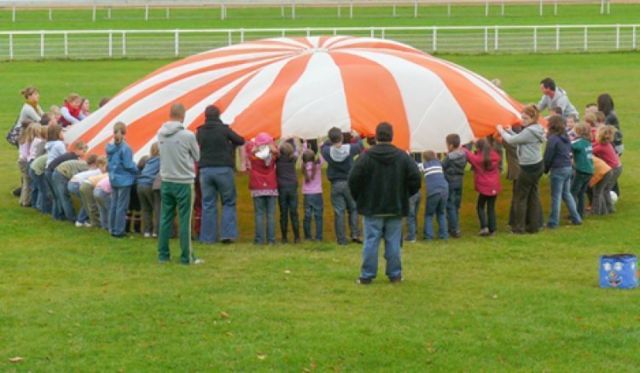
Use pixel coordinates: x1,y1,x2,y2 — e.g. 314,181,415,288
106,122,138,238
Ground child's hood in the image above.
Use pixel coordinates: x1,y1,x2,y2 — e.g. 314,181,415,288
367,143,399,165
329,144,352,162
526,124,546,143
45,140,63,151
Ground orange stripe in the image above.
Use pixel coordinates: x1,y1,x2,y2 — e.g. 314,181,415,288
399,52,522,138
230,54,312,140
77,54,289,149
330,51,410,150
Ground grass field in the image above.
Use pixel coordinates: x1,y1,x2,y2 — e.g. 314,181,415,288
1,3,640,31
1,52,640,370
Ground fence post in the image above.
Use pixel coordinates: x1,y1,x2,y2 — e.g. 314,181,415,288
166,7,170,19
349,1,353,19
9,33,13,60
501,1,505,16
494,26,499,50
484,27,488,52
228,30,232,46
555,25,560,50
108,7,112,19
221,4,226,20
392,4,396,17
337,3,341,18
584,26,588,51
533,27,537,52
307,27,311,37
145,5,149,21
607,0,611,14
600,0,604,14
292,1,296,19
447,3,451,17
381,28,386,39
616,24,620,49
539,0,543,16
122,31,126,56
12,6,16,22
175,30,180,56
370,27,374,38
40,32,44,58
92,6,96,22
282,29,286,37
633,25,637,50
553,0,557,15
108,31,113,58
485,0,489,17
49,8,52,21
281,4,285,18
432,27,437,52
240,29,244,43
414,0,418,18
64,32,68,57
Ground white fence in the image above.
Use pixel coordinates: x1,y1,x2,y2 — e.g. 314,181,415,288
0,25,637,60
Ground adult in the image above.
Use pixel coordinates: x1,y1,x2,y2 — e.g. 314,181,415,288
537,78,579,119
196,105,245,244
348,123,422,284
12,87,44,143
497,105,546,234
157,104,202,265
542,115,582,228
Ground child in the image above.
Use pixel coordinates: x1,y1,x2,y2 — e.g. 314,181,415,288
442,134,467,238
48,141,88,221
30,153,51,214
106,122,138,238
276,140,300,243
463,139,501,236
60,93,83,127
137,143,161,238
68,155,103,227
94,176,112,231
421,151,449,240
592,125,622,215
406,153,422,243
570,123,594,219
565,114,578,141
246,132,279,245
17,122,38,207
301,147,323,241
79,98,91,120
80,160,109,228
320,128,363,245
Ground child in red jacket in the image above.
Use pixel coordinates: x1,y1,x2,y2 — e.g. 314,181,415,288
246,132,279,245
463,138,502,236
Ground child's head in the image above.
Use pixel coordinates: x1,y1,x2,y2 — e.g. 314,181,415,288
597,93,614,116
66,93,82,108
445,133,461,151
38,123,48,139
301,149,316,164
47,124,63,141
566,114,578,129
574,123,591,140
137,155,149,170
19,121,38,144
521,105,540,126
96,156,107,172
86,154,98,167
422,150,437,162
366,136,376,146
550,106,563,116
596,125,616,144
279,141,294,159
71,141,88,157
584,103,597,116
475,138,493,170
583,113,597,128
328,127,343,145
99,97,110,108
547,115,566,137
80,98,90,112
595,111,606,125
21,86,39,102
113,122,127,144
150,142,160,157
49,105,61,120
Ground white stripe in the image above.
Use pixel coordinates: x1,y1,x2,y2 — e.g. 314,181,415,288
221,55,297,125
342,50,473,153
281,51,351,139
329,37,420,53
65,51,290,143
86,57,285,150
424,170,443,176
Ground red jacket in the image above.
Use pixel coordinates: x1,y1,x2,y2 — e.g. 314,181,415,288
463,148,502,196
60,101,82,127
245,141,278,191
592,142,620,168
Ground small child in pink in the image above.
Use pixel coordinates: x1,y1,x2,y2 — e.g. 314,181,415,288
301,147,323,241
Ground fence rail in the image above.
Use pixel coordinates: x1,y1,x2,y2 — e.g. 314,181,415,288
0,25,637,60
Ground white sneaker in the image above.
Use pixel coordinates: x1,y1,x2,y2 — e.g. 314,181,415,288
152,233,158,238
144,232,151,238
83,222,92,228
193,258,205,265
75,221,83,227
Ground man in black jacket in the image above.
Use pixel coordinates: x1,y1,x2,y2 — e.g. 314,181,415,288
348,122,422,284
196,105,245,244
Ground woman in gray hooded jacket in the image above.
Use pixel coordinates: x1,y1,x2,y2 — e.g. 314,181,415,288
497,105,546,234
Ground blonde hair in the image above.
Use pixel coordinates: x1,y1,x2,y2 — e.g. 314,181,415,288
19,122,40,144
21,86,38,99
521,105,540,123
596,125,616,144
595,111,606,124
71,140,87,152
47,124,63,142
85,154,98,166
95,156,107,169
583,113,597,127
113,122,127,144
422,150,437,161
574,123,591,140
66,93,81,103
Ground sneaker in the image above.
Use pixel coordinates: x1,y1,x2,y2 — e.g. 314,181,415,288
83,222,92,228
352,238,363,244
356,277,372,285
450,231,461,239
221,238,234,244
75,221,83,228
405,239,417,244
389,276,403,284
152,233,158,238
144,232,151,238
479,228,489,236
193,258,205,265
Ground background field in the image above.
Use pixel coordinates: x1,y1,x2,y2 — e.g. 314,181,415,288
1,52,639,371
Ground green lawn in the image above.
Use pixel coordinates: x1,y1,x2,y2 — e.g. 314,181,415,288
1,3,640,30
1,53,640,370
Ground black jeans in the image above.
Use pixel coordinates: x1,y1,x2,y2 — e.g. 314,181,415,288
511,162,544,233
477,194,497,232
278,187,300,241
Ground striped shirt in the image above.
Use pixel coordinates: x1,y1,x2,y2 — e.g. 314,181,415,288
421,160,449,196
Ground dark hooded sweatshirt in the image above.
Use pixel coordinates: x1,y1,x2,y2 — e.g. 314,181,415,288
348,143,422,217
543,134,572,173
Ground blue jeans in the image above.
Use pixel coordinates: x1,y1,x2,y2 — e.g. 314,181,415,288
330,180,360,244
548,167,581,227
199,167,238,243
424,190,448,240
406,192,421,241
303,193,323,240
446,187,462,234
52,170,75,222
253,196,276,244
360,216,403,281
30,168,50,213
94,187,111,230
571,171,592,219
45,170,63,220
67,181,88,223
109,185,131,236
278,187,300,241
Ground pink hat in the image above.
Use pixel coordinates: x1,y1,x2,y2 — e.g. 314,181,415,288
254,132,273,146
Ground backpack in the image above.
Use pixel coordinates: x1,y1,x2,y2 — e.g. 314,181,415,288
5,117,21,147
